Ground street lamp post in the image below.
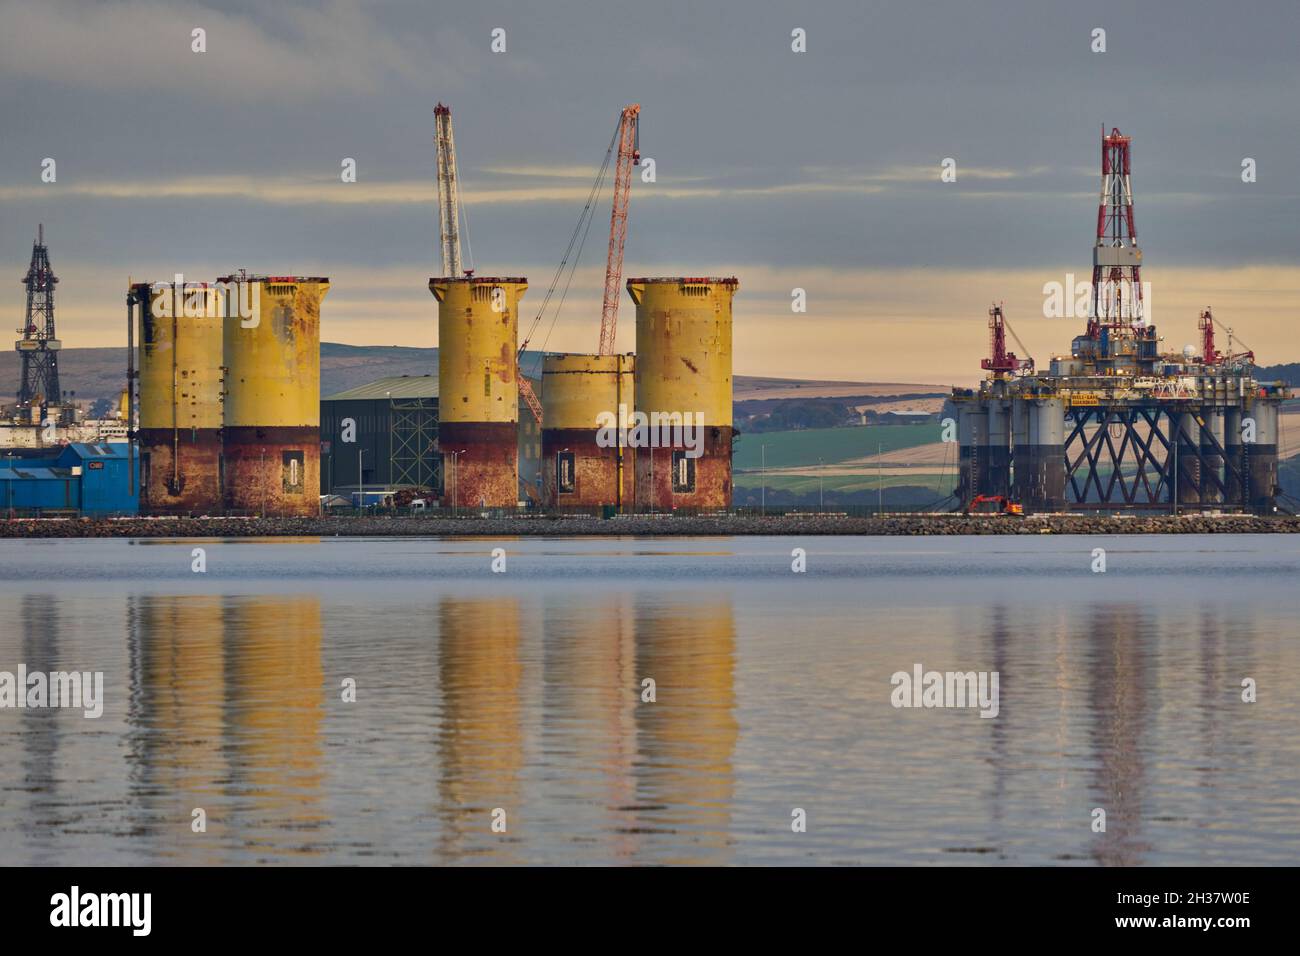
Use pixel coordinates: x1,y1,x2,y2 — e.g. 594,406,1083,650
1173,424,1179,517
819,456,824,510
878,441,883,514
449,449,466,514
761,444,768,516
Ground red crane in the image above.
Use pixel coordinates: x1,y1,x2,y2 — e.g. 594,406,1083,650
598,105,640,355
980,303,1033,376
1199,308,1219,364
1199,307,1254,366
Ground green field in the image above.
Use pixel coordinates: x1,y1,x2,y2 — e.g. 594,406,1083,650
732,472,957,494
731,424,938,471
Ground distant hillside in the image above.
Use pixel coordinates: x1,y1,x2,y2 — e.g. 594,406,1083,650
0,344,548,409
1256,363,1300,386
0,347,128,408
13,343,1293,414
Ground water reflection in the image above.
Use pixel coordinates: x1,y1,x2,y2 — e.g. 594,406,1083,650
540,595,639,861
1,533,1295,865
128,595,226,863
1086,603,1151,866
127,595,325,861
224,597,325,857
436,598,524,862
633,598,738,864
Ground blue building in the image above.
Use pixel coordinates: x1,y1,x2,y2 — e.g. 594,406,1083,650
0,442,139,516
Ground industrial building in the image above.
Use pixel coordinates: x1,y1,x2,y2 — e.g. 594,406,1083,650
0,442,138,516
319,373,542,504
954,129,1291,514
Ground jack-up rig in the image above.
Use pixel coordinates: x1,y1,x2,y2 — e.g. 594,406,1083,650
953,128,1291,514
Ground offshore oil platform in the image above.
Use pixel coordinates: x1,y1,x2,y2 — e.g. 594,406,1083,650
953,128,1291,515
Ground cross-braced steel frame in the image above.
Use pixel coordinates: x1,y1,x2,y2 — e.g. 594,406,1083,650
1063,405,1244,510
389,398,441,491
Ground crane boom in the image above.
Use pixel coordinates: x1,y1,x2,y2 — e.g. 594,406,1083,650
434,102,538,422
434,104,462,278
598,105,640,355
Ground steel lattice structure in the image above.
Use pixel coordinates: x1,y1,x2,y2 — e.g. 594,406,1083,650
389,396,441,490
15,224,61,408
1062,404,1250,509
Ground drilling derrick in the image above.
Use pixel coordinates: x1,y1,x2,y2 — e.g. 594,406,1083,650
1083,128,1158,373
1091,128,1142,332
15,224,62,415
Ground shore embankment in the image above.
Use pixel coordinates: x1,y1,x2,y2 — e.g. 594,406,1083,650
3,513,1299,538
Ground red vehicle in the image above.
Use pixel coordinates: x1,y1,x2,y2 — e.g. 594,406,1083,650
964,495,1025,516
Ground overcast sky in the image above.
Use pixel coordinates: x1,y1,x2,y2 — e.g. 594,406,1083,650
2,0,1298,383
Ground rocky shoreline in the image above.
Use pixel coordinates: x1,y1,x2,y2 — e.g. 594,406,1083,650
3,513,1299,538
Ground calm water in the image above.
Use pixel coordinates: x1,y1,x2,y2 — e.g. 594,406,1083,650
0,534,1297,866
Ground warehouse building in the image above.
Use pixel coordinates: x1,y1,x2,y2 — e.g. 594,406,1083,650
0,442,139,516
319,374,542,504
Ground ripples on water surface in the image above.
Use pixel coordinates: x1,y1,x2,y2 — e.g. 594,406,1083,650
1,534,1298,865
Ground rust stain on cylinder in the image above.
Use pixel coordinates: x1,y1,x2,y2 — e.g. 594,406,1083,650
223,425,321,517
632,425,733,510
439,422,518,508
138,427,223,513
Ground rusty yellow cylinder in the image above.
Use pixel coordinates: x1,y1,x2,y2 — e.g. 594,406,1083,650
627,277,738,509
221,276,329,516
541,353,635,508
429,276,527,507
135,281,224,514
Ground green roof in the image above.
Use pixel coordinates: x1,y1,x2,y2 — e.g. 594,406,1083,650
323,375,439,401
